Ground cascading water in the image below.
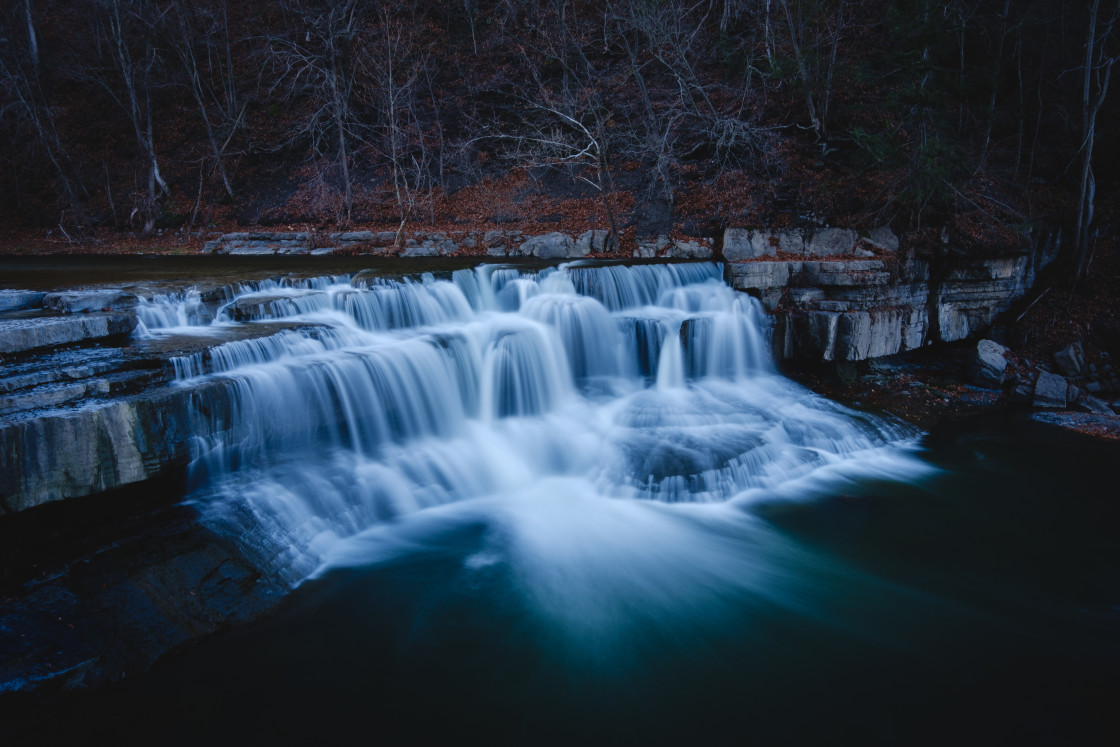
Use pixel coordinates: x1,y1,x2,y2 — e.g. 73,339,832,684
141,261,925,585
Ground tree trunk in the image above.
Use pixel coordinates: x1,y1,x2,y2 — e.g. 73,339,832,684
1074,0,1118,281
777,0,825,142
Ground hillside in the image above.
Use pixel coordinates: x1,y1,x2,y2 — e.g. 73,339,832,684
1,0,1116,262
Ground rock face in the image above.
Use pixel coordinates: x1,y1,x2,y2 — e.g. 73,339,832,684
726,227,1059,362
1,383,206,514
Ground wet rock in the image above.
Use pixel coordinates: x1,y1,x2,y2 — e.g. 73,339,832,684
223,292,327,321
1054,342,1084,378
0,376,242,514
0,371,159,416
43,289,138,314
0,291,46,313
0,314,137,356
521,232,579,259
1033,371,1069,409
969,339,1009,389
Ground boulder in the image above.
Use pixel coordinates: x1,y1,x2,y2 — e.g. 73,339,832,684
1054,342,1084,378
521,232,578,259
969,339,1010,389
1033,371,1068,409
577,229,611,254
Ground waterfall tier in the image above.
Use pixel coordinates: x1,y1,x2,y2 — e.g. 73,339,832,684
138,262,921,581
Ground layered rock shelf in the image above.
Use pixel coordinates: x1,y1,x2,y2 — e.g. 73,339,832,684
723,226,1061,362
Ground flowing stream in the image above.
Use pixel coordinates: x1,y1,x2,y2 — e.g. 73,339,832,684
139,261,923,584
18,260,1120,745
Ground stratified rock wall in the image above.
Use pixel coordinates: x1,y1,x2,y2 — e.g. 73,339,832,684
0,380,230,515
725,227,1060,362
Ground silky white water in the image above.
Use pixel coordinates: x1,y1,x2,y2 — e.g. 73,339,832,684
147,262,928,597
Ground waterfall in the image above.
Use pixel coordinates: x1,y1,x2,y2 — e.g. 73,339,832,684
138,261,924,582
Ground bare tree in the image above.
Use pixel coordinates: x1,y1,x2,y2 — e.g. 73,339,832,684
612,0,769,198
88,0,171,235
364,8,435,246
265,0,363,223
775,0,853,147
1073,0,1119,281
165,0,246,202
0,1,87,225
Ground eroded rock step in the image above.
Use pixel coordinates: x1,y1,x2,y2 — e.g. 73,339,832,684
0,314,137,356
0,290,46,313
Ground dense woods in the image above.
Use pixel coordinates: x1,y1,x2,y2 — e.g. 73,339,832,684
1,1,1116,264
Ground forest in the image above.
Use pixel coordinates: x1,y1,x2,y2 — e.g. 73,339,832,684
1,0,1116,275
